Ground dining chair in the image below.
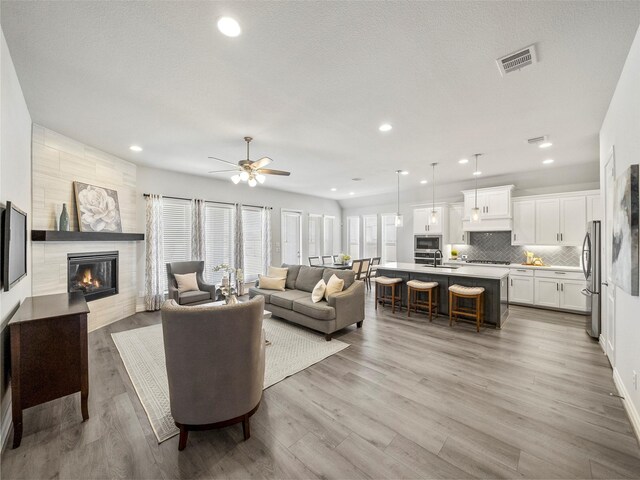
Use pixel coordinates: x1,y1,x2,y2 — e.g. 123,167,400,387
321,255,333,265
357,258,371,289
350,259,364,278
308,256,321,266
367,257,381,290
332,255,340,263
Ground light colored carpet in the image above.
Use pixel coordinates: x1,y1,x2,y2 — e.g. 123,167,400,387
111,317,349,443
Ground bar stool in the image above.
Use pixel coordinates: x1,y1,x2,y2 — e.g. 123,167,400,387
406,280,439,321
448,285,485,332
375,277,403,313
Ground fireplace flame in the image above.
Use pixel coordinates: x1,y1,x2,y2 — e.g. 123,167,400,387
80,268,101,288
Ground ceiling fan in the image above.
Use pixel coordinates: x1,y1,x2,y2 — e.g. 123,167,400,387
208,136,291,187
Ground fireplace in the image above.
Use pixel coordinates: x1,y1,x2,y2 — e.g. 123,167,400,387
67,251,118,302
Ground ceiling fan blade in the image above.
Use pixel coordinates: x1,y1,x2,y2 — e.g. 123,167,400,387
208,169,239,174
208,156,239,167
250,156,272,169
258,168,290,176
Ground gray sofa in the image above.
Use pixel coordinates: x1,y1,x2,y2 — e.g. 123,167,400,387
249,264,365,340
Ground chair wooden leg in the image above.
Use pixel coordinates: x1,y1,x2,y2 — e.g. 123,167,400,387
177,424,188,451
476,295,481,332
449,291,453,326
242,415,251,440
407,286,412,317
356,321,363,328
428,289,433,322
375,283,378,310
391,284,396,314
325,334,332,341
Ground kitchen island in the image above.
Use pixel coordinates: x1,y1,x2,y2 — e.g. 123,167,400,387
376,263,510,328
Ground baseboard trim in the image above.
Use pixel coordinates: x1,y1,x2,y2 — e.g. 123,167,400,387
613,368,640,444
1,402,12,453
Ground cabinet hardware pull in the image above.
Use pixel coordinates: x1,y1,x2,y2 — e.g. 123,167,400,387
560,233,563,241
556,233,559,241
561,284,564,292
556,283,559,291
513,233,516,241
555,272,566,274
517,269,526,272
510,279,513,286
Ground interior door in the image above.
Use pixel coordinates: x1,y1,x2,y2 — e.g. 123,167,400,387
603,149,616,363
281,210,302,265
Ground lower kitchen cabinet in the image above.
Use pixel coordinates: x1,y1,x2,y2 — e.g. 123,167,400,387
534,278,560,308
508,273,534,304
532,276,588,311
559,279,588,311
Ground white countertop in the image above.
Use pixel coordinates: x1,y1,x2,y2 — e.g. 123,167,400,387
379,262,510,279
445,260,583,273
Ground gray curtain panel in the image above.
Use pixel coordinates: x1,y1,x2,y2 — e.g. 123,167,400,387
191,198,206,261
234,203,244,272
145,194,165,311
262,207,271,273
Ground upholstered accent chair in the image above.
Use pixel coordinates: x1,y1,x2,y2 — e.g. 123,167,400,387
166,261,217,305
161,297,266,450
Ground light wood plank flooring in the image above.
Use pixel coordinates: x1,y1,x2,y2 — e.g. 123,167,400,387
3,295,640,479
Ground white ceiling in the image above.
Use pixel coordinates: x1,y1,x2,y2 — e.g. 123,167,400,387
2,1,639,199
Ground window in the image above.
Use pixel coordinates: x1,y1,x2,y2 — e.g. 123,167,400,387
323,216,335,256
308,214,323,257
381,213,397,263
243,207,264,281
347,216,360,259
363,215,378,258
162,198,192,291
204,203,235,283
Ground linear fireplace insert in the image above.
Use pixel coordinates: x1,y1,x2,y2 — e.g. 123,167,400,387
68,251,118,302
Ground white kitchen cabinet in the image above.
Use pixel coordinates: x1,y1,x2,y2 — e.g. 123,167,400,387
413,208,429,235
559,196,586,246
413,206,447,235
587,194,602,222
511,199,536,245
427,206,445,235
535,198,561,245
534,278,560,308
559,279,588,311
509,272,534,304
462,185,514,221
448,204,468,244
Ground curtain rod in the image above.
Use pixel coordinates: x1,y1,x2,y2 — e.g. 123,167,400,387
142,193,273,210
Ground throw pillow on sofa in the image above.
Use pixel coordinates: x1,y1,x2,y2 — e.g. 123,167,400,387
324,274,345,300
311,279,327,303
174,272,199,294
258,275,286,291
268,266,288,278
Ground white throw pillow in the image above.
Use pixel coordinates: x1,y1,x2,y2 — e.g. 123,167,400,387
258,275,286,291
174,272,199,294
268,266,289,278
324,274,345,300
311,279,326,303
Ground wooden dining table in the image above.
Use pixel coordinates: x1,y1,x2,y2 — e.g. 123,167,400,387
312,263,353,270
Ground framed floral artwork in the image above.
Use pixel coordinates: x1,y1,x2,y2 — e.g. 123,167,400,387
73,181,123,232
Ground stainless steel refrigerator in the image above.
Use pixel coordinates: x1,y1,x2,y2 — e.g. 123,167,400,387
582,220,601,338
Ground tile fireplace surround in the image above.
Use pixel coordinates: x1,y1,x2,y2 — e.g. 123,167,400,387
31,125,139,331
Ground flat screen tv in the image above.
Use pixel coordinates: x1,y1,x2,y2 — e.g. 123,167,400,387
3,201,27,291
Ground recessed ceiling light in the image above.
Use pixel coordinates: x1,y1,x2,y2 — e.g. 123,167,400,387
400,170,409,175
330,187,337,191
420,180,428,184
539,142,553,149
543,159,554,164
473,171,482,176
349,192,355,195
217,17,241,37
378,123,392,132
129,145,142,152
352,177,363,181
458,158,469,164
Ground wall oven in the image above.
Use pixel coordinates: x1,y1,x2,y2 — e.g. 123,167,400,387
414,251,443,265
414,235,442,252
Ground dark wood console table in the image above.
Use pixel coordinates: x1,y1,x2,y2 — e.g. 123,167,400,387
9,292,90,448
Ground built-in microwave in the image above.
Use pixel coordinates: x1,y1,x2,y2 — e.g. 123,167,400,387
414,235,442,252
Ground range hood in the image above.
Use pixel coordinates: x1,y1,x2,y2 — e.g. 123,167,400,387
463,218,513,232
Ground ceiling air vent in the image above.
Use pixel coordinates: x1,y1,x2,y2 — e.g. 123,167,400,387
527,135,547,145
496,45,537,76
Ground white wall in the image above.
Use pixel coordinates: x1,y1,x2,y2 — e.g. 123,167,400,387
600,24,640,438
0,29,32,447
135,166,342,304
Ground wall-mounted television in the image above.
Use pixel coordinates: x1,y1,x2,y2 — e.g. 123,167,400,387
2,201,28,291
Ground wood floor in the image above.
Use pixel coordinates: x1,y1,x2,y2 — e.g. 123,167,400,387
3,294,640,479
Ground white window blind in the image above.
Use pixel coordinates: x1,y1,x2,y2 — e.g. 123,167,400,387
347,216,360,259
308,215,323,257
363,214,378,258
204,203,235,284
162,198,192,291
381,214,397,263
242,207,264,281
323,216,335,256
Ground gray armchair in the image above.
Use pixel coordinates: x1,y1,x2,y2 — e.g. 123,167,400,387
166,261,217,305
161,297,266,450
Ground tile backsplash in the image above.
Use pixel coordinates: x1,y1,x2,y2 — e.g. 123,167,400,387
452,231,581,266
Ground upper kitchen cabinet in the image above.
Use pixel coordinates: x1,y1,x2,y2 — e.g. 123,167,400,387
511,199,536,245
462,185,514,231
586,194,602,221
533,194,587,246
413,205,448,237
448,203,469,245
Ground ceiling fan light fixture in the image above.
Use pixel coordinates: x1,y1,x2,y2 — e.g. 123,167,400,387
231,174,241,184
239,170,250,181
256,174,266,184
248,177,257,187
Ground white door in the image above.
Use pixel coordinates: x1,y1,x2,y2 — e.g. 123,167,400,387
559,196,587,246
484,190,510,218
323,216,335,256
347,216,361,259
535,198,560,245
512,200,536,245
509,276,534,304
603,149,616,363
413,208,429,234
534,278,560,308
560,280,588,311
381,214,397,263
281,210,302,265
362,214,378,258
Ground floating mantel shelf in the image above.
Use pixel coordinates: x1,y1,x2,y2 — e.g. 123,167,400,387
32,230,145,242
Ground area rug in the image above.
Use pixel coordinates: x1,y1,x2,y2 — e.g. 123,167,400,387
111,317,349,443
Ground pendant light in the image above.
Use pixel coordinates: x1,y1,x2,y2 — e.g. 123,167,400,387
471,153,482,223
395,170,403,227
430,162,438,224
